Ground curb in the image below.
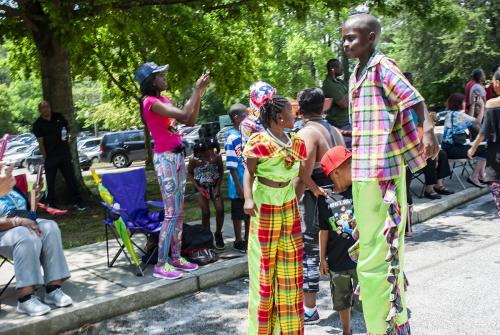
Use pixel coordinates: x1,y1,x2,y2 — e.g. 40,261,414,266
0,187,488,335
412,186,490,224
0,257,248,335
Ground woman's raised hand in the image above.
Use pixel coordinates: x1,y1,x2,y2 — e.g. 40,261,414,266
195,72,211,95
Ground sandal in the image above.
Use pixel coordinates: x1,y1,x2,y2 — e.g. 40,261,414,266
434,186,454,195
467,177,485,188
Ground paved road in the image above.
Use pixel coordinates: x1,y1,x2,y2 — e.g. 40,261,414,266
76,194,500,335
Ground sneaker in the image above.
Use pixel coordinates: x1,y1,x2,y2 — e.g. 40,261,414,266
44,288,73,307
153,263,183,280
304,308,320,324
17,296,51,316
214,232,225,250
233,240,246,253
170,257,199,272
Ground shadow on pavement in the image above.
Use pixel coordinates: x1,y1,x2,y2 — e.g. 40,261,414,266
406,223,469,244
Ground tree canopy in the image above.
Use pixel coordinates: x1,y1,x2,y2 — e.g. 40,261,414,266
0,0,496,130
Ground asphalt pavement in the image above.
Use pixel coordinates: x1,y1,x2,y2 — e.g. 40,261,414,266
71,194,500,335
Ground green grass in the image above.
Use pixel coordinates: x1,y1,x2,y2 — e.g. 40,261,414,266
37,169,231,249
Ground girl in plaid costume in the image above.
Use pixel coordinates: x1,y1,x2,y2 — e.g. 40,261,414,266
243,96,325,334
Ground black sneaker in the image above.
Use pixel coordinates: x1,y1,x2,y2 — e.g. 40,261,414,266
233,240,246,253
214,232,225,250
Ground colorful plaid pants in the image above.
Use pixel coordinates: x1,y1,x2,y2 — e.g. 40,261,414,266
153,151,186,263
353,166,411,335
247,181,304,335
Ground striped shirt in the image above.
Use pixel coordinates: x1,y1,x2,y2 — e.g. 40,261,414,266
349,51,426,181
225,128,244,199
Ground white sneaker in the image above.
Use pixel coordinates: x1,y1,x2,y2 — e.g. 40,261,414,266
44,288,73,307
16,296,51,316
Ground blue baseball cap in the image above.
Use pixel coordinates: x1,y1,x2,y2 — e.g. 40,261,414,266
134,62,169,85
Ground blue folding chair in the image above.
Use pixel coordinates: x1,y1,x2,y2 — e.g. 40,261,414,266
98,168,164,276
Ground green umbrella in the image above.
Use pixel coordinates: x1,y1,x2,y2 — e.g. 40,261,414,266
92,170,141,272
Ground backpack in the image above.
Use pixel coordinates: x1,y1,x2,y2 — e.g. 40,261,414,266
181,224,219,265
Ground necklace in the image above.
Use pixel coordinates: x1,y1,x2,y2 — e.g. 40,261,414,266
265,128,295,169
266,128,291,148
303,117,323,125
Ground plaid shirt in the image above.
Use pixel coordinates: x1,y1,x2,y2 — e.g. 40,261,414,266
349,51,426,181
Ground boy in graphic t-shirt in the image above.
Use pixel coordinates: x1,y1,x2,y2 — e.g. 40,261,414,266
319,146,358,335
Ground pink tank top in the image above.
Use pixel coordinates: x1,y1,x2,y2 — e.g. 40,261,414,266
142,96,182,153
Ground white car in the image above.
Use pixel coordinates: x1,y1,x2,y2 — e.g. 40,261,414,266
78,137,102,165
3,145,38,168
4,145,30,156
77,137,101,151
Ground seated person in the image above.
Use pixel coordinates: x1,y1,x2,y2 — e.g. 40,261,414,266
319,146,358,335
0,176,72,316
441,93,487,187
422,149,454,199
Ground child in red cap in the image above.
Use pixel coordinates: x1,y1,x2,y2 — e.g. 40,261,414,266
319,146,359,335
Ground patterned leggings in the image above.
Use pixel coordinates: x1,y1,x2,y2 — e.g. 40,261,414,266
492,182,500,216
153,151,186,263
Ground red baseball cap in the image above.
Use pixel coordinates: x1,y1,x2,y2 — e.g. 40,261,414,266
321,146,352,177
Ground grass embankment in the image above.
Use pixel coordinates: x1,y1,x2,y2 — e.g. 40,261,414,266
37,168,230,249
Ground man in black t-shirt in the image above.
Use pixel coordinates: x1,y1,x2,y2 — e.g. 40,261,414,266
32,101,84,210
319,146,358,335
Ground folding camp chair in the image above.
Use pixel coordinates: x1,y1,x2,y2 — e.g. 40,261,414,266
0,256,15,298
449,158,473,190
409,168,426,199
97,168,163,276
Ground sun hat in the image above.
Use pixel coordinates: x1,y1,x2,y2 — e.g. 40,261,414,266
134,62,169,85
321,146,352,177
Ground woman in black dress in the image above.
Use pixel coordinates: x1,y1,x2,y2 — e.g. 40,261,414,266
469,71,500,215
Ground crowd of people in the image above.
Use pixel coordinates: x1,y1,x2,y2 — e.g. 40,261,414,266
0,11,498,335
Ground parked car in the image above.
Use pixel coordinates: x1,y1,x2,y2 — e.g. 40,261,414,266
6,140,28,150
100,130,148,168
77,131,93,140
78,137,102,151
4,145,30,157
24,147,91,174
216,126,231,147
3,145,38,168
80,145,101,165
181,125,201,146
14,133,36,144
78,138,102,165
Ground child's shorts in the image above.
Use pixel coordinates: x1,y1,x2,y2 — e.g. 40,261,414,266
231,198,249,221
329,268,358,311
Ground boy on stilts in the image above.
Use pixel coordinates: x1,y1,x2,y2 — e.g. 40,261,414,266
341,14,439,334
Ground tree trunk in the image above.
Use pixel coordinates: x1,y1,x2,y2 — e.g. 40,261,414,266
28,9,87,203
